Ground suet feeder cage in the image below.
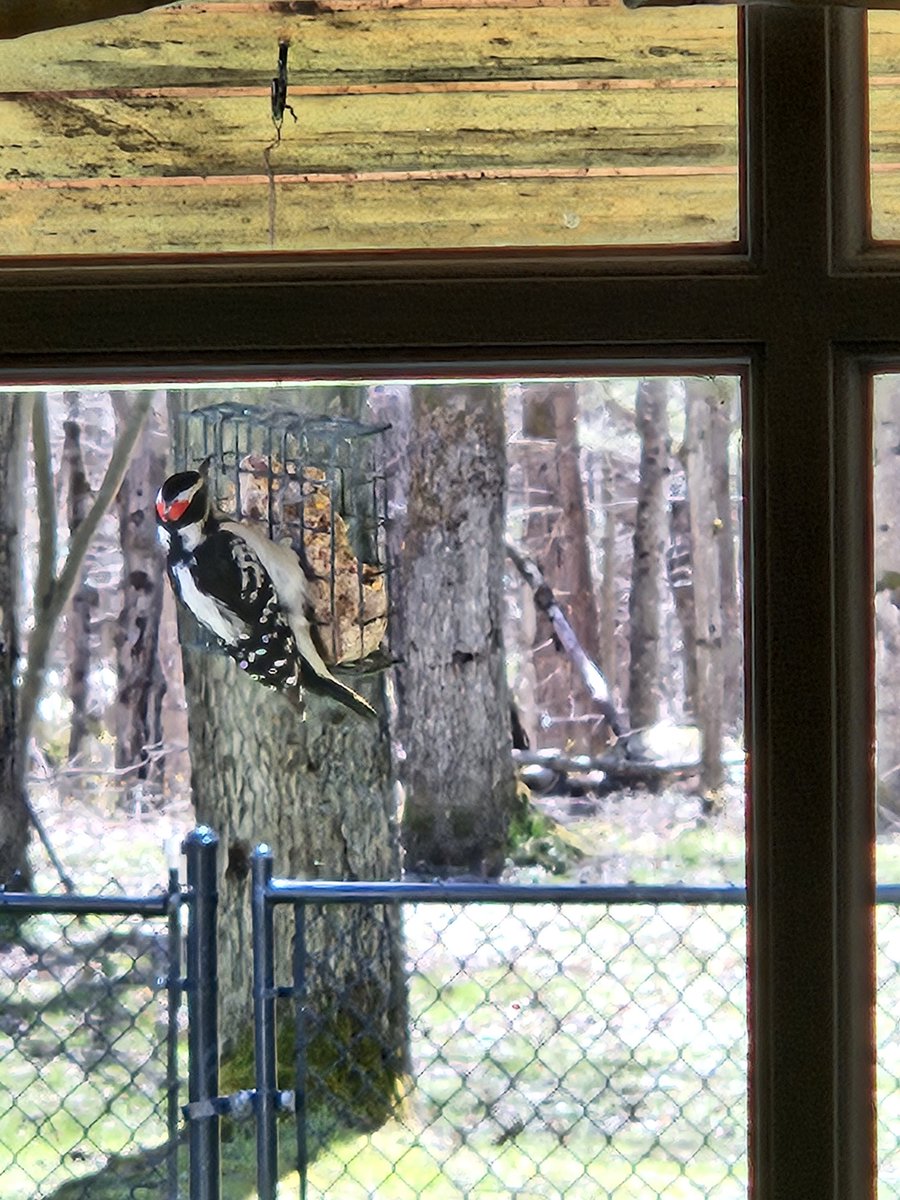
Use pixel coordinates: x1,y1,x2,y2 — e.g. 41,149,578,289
175,402,390,672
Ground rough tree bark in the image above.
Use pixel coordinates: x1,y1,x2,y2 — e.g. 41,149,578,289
521,383,605,752
176,390,405,1122
0,398,32,889
683,380,726,801
395,384,518,876
113,391,168,792
628,379,671,729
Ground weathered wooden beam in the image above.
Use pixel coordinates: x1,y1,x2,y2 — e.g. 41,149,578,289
0,86,736,180
0,7,736,92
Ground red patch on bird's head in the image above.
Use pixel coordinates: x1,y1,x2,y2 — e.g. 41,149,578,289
157,496,190,523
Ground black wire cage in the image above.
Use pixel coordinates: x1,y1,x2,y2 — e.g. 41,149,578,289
174,401,390,672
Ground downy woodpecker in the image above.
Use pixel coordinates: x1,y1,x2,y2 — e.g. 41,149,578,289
155,465,377,720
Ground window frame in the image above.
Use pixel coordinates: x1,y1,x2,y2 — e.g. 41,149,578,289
0,7,882,1198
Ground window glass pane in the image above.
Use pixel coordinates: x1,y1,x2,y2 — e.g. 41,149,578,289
2,377,745,1197
869,14,900,241
872,374,900,1194
0,3,738,256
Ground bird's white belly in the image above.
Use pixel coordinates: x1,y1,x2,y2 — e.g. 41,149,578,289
173,561,246,644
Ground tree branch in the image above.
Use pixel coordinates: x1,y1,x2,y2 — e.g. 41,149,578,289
18,394,153,740
1,1,175,39
506,539,623,735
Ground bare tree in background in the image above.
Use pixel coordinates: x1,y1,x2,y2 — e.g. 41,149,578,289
683,380,726,801
598,455,619,690
62,397,99,762
0,398,32,888
520,383,604,752
667,477,698,716
6,396,152,885
628,379,670,729
394,384,518,875
709,379,742,730
113,392,167,792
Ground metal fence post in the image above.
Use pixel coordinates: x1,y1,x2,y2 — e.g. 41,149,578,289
166,860,183,1200
184,827,221,1200
292,902,308,1200
251,844,278,1200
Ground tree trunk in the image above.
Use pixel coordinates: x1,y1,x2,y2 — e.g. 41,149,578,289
668,482,698,718
709,379,743,731
176,390,406,1125
628,379,670,729
521,383,605,752
62,400,97,763
113,391,168,795
683,380,726,801
395,384,517,876
598,456,618,689
0,397,31,889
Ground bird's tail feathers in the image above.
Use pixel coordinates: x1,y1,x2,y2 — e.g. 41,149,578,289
300,664,377,720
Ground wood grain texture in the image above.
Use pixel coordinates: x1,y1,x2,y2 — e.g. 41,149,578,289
0,6,735,91
0,87,736,179
0,172,738,252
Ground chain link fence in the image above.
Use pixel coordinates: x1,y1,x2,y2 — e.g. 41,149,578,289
268,888,900,1200
878,900,900,1200
257,880,750,1200
0,884,180,1200
4,864,900,1200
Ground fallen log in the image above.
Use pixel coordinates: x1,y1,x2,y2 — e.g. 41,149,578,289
513,742,744,789
514,746,697,786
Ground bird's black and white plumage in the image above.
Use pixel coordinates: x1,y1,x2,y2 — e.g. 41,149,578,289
155,465,376,720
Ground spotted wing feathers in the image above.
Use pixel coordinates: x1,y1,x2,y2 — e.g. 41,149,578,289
180,529,304,703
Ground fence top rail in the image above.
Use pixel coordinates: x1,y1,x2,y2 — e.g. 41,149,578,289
265,878,900,906
267,879,750,906
0,890,171,917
